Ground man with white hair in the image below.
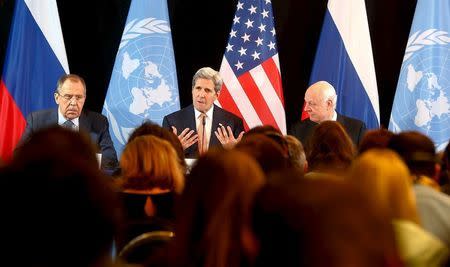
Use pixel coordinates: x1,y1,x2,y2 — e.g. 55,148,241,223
289,81,366,145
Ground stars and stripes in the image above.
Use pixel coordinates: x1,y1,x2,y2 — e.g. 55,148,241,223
217,0,286,133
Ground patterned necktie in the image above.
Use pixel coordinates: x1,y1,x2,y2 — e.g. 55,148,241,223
63,120,75,129
197,113,207,155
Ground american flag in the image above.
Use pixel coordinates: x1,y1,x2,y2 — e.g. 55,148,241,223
217,0,286,134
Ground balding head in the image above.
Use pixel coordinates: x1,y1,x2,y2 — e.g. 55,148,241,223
304,81,337,123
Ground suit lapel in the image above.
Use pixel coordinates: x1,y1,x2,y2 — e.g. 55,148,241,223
186,105,197,132
210,105,222,146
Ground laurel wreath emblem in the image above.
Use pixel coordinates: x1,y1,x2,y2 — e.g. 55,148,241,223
119,18,171,49
403,29,450,62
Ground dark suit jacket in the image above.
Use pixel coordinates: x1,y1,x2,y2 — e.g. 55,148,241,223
162,104,244,158
21,109,118,170
289,113,366,146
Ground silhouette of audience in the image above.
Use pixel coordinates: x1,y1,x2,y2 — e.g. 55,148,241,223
0,126,121,266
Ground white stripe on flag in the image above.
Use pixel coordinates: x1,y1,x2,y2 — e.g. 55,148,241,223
24,0,69,73
220,58,262,128
249,63,286,133
273,53,281,75
328,0,379,122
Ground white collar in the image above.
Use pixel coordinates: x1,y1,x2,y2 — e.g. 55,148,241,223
331,110,337,121
194,105,214,119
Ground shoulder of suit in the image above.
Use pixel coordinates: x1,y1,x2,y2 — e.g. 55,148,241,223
82,109,107,121
341,114,364,127
164,105,193,119
292,118,316,128
29,109,55,117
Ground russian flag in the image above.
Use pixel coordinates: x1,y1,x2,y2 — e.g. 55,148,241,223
0,0,69,161
304,0,380,129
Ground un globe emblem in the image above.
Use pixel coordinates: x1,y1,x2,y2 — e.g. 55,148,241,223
390,29,450,150
103,18,180,147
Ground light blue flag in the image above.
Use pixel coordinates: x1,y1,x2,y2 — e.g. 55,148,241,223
389,0,450,151
307,0,380,129
102,0,180,156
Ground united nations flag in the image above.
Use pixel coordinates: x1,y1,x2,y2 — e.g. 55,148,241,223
102,0,180,156
389,0,450,151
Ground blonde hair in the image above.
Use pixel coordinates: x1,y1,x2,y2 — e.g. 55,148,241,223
120,135,184,193
348,149,420,224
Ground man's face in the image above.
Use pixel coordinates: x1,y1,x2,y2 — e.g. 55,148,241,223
192,78,218,113
304,87,333,123
54,79,86,120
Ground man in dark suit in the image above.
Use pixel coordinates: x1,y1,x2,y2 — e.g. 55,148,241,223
163,67,244,158
289,81,366,146
20,74,118,171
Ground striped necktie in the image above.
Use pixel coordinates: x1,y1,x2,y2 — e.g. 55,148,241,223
63,120,75,129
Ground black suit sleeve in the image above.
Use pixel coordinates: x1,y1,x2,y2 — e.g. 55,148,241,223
94,115,118,171
20,112,35,144
233,117,245,137
162,115,171,131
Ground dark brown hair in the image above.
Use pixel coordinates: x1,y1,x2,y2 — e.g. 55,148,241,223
307,121,355,173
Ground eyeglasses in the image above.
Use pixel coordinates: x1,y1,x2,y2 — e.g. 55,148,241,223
57,93,85,102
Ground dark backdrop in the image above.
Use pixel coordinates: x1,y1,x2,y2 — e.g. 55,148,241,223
0,0,417,129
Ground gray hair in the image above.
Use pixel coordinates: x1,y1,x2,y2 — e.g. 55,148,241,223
192,67,223,93
56,74,86,94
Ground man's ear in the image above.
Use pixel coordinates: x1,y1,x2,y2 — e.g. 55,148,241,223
54,92,59,104
326,99,333,109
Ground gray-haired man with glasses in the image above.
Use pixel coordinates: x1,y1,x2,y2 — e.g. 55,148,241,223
20,74,118,172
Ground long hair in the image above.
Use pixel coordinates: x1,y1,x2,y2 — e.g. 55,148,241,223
307,121,355,173
348,149,420,224
120,135,184,193
171,149,265,267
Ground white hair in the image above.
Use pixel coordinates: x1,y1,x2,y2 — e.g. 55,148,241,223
316,81,337,108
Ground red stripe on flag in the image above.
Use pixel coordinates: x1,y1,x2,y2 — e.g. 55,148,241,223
301,102,309,121
218,84,249,130
238,72,278,130
261,57,284,104
0,79,26,162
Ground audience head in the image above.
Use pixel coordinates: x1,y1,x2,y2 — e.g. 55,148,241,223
284,135,307,172
171,149,265,267
192,67,222,113
358,128,394,154
388,131,439,179
14,126,99,169
304,81,337,123
307,120,355,174
54,74,87,120
348,149,420,224
120,135,184,194
245,125,289,157
251,176,400,267
128,121,186,172
236,133,289,174
1,127,120,266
